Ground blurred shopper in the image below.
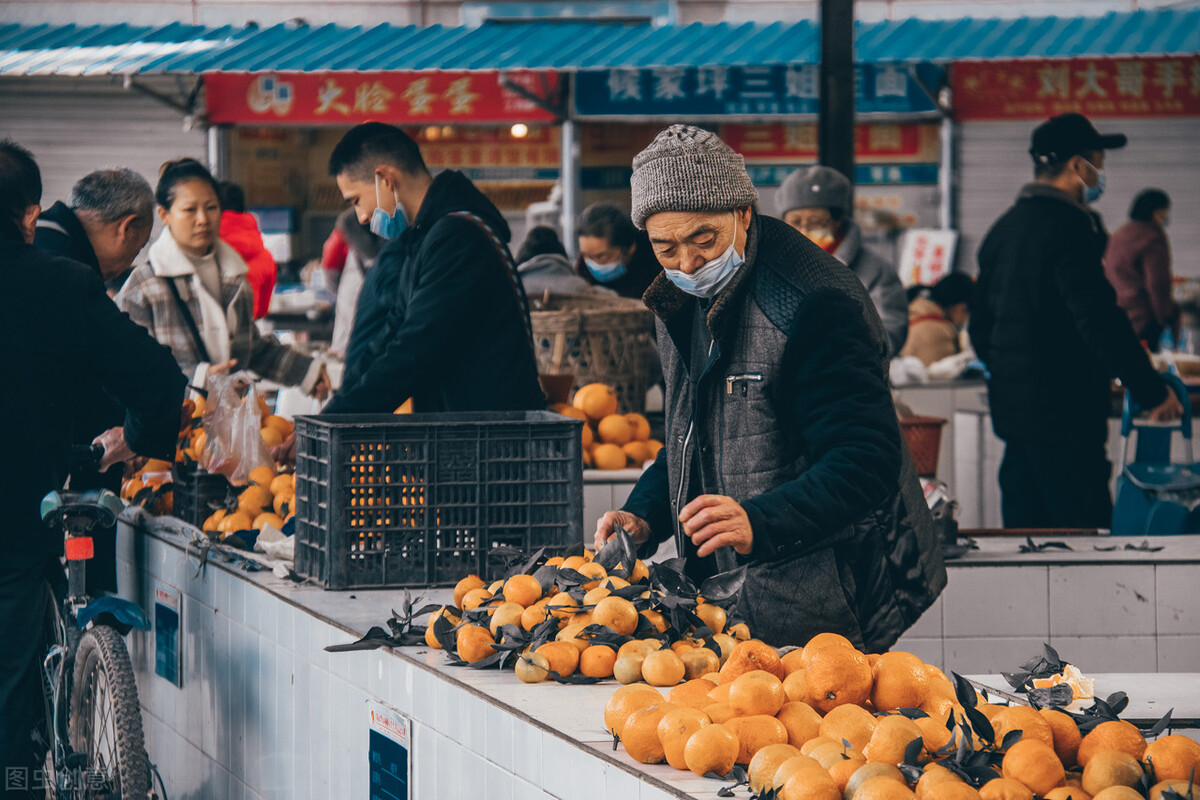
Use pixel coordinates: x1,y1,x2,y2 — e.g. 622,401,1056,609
900,272,974,367
517,224,600,296
777,166,908,356
0,139,184,800
324,122,543,414
34,167,154,293
217,181,276,319
971,113,1180,529
33,168,157,596
593,125,944,650
574,202,660,299
324,208,383,356
116,159,328,397
1105,189,1177,350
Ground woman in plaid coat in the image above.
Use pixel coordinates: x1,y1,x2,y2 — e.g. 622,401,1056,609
116,159,327,396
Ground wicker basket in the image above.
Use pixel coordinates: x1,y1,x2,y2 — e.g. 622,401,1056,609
530,293,659,414
899,415,947,478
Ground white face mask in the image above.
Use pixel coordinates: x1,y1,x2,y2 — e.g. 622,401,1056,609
662,213,744,298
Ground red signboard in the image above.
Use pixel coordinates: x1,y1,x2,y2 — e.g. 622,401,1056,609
204,71,560,125
953,56,1200,120
720,122,940,163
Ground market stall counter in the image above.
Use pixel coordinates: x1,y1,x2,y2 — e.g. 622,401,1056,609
116,515,1200,800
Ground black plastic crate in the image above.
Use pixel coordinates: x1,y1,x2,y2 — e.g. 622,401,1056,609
292,411,584,589
171,465,232,528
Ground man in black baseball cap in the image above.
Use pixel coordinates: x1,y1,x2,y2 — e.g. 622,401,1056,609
969,113,1180,529
1028,113,1127,204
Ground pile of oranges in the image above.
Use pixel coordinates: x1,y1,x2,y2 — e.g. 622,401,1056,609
425,550,752,686
604,633,1200,800
552,383,663,471
200,466,295,540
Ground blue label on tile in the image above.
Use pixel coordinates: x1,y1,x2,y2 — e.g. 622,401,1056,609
153,582,182,687
369,702,411,799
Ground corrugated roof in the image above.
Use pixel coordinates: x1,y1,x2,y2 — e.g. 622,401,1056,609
0,9,1197,77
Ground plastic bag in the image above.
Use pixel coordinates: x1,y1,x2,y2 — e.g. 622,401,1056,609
200,372,272,485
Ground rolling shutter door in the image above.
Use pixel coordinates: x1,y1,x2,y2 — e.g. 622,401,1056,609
0,76,206,208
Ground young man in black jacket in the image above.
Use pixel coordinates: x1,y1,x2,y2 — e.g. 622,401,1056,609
0,140,185,800
970,113,1181,529
323,123,544,414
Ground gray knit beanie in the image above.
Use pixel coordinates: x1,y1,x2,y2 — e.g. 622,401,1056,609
629,125,758,230
776,165,851,216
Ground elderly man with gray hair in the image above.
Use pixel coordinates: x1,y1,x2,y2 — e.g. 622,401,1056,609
35,167,155,291
593,125,945,651
32,167,168,597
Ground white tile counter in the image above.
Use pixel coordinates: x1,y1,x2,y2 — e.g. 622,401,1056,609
115,518,1200,800
895,534,1200,675
115,517,744,800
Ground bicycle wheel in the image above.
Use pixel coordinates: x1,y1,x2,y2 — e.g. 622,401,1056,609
69,626,150,799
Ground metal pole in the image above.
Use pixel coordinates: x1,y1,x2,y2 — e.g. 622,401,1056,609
560,118,580,256
939,111,955,231
207,124,227,178
819,0,856,184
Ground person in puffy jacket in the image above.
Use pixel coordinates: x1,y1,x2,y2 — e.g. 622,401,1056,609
1104,189,1177,350
218,181,276,319
971,114,1180,529
593,126,945,651
900,273,973,367
777,166,908,357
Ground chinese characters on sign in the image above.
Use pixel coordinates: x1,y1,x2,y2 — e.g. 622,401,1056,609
575,64,941,116
952,56,1200,120
205,71,560,124
899,229,959,287
720,122,940,163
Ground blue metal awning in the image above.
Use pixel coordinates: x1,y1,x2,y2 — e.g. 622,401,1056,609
0,9,1197,77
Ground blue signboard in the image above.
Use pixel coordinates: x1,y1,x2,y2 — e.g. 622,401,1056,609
581,163,938,189
574,63,942,117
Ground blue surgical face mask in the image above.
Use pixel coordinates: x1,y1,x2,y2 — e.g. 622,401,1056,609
584,257,627,283
1081,159,1106,205
663,213,744,298
370,177,408,239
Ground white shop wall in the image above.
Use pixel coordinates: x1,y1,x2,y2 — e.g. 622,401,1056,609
956,117,1200,278
0,76,207,227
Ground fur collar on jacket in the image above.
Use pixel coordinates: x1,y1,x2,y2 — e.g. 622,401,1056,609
148,227,248,281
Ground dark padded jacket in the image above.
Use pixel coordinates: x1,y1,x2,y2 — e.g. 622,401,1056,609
33,202,129,494
971,185,1167,442
622,213,946,651
326,171,544,414
1,236,185,554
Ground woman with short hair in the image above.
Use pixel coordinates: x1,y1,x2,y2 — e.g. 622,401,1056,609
1105,188,1177,350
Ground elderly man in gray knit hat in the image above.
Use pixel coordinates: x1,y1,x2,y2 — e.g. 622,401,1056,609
594,125,945,651
777,165,908,356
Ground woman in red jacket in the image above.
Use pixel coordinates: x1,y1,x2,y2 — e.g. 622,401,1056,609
218,181,276,319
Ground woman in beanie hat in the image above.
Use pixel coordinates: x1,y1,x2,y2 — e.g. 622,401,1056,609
777,165,909,357
594,125,945,651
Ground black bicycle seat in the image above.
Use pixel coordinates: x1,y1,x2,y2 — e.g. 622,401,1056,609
41,490,122,531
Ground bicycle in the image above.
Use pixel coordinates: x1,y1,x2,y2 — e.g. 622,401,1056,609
36,444,152,799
